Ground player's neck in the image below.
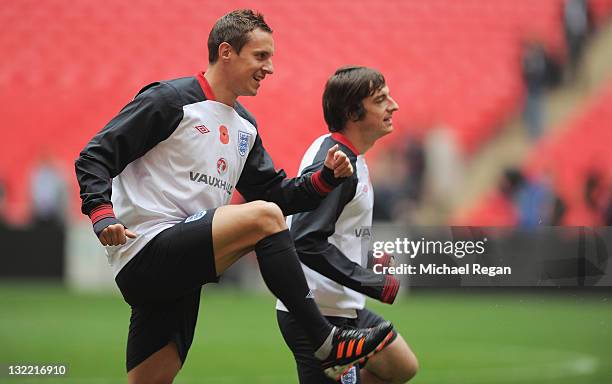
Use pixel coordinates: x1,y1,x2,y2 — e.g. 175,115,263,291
203,68,237,107
340,127,372,155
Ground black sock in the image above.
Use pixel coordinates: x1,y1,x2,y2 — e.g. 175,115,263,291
255,229,332,348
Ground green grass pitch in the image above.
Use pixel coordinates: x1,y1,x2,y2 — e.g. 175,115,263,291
1,283,611,383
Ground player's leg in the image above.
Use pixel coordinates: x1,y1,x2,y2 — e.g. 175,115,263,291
210,200,286,274
356,309,418,384
114,208,221,383
360,335,418,384
277,310,345,384
117,201,312,384
213,201,394,378
122,289,202,384
118,200,393,381
211,200,332,348
127,343,181,384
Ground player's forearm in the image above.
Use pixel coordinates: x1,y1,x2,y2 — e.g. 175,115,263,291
75,154,122,237
75,153,114,214
238,166,346,216
298,248,400,304
75,83,180,238
272,165,345,216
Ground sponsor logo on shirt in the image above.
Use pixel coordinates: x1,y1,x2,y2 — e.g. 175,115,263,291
194,124,210,134
354,226,371,238
189,171,233,194
238,130,252,157
217,158,228,175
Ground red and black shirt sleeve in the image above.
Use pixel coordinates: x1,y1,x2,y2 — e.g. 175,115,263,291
289,139,400,304
74,82,184,236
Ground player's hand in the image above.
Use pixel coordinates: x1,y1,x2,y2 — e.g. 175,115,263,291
98,224,137,246
324,144,353,178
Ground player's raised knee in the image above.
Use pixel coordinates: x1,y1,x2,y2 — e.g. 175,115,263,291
248,201,286,236
370,343,419,383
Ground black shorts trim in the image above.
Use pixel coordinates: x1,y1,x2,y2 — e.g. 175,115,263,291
277,308,398,384
115,208,218,372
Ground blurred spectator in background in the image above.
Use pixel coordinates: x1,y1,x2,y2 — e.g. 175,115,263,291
604,197,612,225
563,0,592,83
500,169,525,200
424,125,463,217
372,187,395,221
403,138,426,205
495,168,566,228
521,40,549,141
30,152,68,226
499,168,525,224
372,148,407,221
21,153,69,280
562,169,609,225
583,170,608,225
516,170,565,228
603,169,612,226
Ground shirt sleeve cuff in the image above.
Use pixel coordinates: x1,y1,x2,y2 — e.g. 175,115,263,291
89,204,120,237
378,253,393,268
380,275,400,304
310,166,344,195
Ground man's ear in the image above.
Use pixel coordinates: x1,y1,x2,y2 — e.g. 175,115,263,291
348,104,363,122
219,42,233,62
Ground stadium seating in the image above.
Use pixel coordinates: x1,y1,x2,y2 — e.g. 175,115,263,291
458,81,612,226
1,0,611,222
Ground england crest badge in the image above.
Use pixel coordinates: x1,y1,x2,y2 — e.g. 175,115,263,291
238,130,252,157
185,210,207,223
340,366,357,384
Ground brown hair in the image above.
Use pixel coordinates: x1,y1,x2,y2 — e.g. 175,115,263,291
208,9,272,64
323,66,386,132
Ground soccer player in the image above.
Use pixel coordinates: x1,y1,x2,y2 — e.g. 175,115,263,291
75,10,393,384
276,66,419,383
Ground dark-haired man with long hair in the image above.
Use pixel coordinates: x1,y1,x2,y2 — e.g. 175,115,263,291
277,66,418,383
